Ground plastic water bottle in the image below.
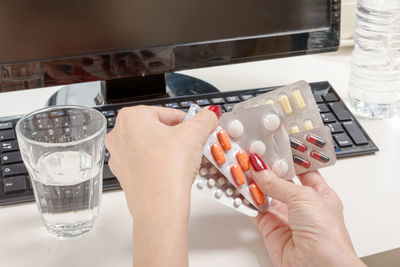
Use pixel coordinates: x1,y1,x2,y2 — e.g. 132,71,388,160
348,0,400,118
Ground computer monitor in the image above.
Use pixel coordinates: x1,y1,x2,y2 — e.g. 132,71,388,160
0,0,340,103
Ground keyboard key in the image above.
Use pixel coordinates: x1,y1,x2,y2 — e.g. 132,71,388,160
343,121,369,145
0,141,19,153
333,133,353,148
317,103,330,113
321,113,337,123
2,163,28,177
0,122,12,130
103,164,115,180
1,151,22,165
226,96,240,103
107,117,116,128
322,93,338,102
313,94,323,103
3,176,26,193
328,102,352,121
224,104,235,112
0,130,15,141
164,103,179,109
326,123,344,134
211,98,225,104
196,99,210,106
102,110,115,117
180,101,193,108
240,95,253,101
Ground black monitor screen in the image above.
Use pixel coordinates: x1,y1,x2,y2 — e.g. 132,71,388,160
0,0,329,64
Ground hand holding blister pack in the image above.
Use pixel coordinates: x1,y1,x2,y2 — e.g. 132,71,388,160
219,104,295,180
184,104,270,215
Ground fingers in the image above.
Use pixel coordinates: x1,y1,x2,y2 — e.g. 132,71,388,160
118,105,186,126
180,106,219,144
297,170,332,195
147,106,186,126
249,153,305,204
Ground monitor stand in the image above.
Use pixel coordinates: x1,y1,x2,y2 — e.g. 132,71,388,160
46,72,220,107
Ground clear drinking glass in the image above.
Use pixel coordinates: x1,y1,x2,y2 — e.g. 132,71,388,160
15,105,106,239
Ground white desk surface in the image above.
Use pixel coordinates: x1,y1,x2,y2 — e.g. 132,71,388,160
0,46,399,267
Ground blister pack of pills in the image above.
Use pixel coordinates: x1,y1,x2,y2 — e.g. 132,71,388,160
219,104,295,180
289,126,336,173
233,80,324,134
194,156,258,217
184,104,271,214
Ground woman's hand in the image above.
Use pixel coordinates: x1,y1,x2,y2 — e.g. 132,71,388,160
249,153,365,267
105,105,219,267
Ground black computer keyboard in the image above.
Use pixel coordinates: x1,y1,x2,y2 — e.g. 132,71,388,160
0,81,379,205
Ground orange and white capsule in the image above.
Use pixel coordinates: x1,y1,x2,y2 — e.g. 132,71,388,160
217,129,231,151
249,183,265,205
236,149,250,171
230,164,245,186
211,142,226,165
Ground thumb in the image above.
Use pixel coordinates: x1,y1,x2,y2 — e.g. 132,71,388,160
249,153,306,205
180,105,220,145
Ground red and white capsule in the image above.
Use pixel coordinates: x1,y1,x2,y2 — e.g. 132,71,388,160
293,155,311,168
306,134,325,148
310,150,329,163
290,138,307,152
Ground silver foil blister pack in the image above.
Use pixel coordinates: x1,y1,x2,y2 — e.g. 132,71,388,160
219,104,295,180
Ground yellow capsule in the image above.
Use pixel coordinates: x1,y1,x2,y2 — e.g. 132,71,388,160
304,120,314,130
291,124,300,133
292,89,306,110
279,94,292,115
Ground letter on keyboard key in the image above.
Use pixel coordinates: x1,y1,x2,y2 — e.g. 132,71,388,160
3,176,27,193
2,163,28,177
343,122,369,145
1,141,19,153
1,151,22,165
321,113,336,123
0,130,15,141
333,133,353,148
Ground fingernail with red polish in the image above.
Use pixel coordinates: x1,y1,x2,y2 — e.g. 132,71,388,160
208,105,222,119
249,153,268,172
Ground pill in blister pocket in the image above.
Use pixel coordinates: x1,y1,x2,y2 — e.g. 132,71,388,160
262,114,281,131
227,119,244,138
293,90,306,110
310,151,329,163
211,142,226,165
215,189,223,198
293,155,311,168
209,166,218,175
290,138,307,152
226,188,234,196
217,177,226,186
217,129,231,151
199,167,208,177
197,180,206,189
279,94,292,115
272,159,289,177
265,99,274,105
249,140,266,156
291,124,300,134
304,120,314,130
231,164,245,186
207,178,216,187
306,134,325,148
234,198,243,207
236,150,250,171
249,183,265,205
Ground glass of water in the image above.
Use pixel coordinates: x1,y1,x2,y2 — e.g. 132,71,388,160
15,105,106,239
